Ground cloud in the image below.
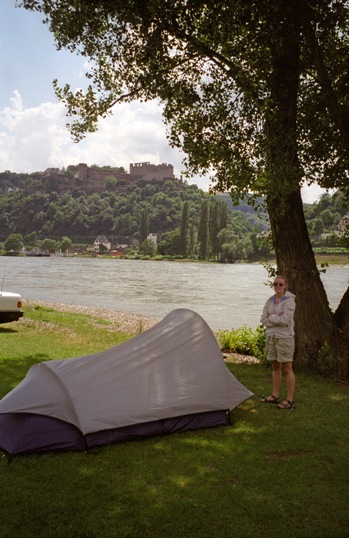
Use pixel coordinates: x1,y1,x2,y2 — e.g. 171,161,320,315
301,183,330,204
0,92,70,172
0,90,209,186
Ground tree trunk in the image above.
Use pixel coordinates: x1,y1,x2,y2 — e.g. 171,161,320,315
334,287,349,379
267,190,349,377
335,287,349,334
265,3,349,379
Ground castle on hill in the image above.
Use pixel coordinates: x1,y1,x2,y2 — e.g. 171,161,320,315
40,162,181,194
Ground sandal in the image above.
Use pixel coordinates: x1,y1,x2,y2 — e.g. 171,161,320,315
276,399,295,410
260,394,279,404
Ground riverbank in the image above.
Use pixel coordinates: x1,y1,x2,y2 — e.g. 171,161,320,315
315,254,348,265
5,252,348,265
24,299,160,334
23,299,258,364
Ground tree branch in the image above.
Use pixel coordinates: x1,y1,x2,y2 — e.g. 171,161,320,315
300,0,349,142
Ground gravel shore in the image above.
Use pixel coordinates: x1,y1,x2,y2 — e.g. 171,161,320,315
23,299,259,363
24,299,160,334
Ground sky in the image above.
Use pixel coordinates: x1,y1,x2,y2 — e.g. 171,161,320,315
0,0,326,203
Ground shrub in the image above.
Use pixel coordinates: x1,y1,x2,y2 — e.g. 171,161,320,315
314,341,338,376
217,324,266,361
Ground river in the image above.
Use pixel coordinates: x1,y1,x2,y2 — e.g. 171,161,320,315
1,256,348,330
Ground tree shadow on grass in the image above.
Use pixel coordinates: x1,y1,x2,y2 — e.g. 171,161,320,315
0,354,48,397
0,326,19,334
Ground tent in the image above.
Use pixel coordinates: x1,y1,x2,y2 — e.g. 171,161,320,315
0,308,253,455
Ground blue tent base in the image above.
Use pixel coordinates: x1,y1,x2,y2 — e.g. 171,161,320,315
87,409,231,447
0,409,231,455
0,413,86,455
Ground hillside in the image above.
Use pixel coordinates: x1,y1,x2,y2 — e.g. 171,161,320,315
0,164,263,241
1,165,348,261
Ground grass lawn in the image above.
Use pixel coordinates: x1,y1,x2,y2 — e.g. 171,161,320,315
1,304,349,538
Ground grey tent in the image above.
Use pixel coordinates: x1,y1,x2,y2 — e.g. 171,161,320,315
0,308,253,455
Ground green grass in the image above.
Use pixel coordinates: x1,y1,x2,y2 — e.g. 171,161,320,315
1,305,349,538
0,304,129,397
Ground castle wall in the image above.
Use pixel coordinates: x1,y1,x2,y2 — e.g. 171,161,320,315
130,162,174,181
39,162,178,194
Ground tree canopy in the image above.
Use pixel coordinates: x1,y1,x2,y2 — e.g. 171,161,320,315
19,0,349,377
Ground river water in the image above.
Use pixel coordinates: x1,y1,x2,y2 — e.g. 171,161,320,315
1,256,348,330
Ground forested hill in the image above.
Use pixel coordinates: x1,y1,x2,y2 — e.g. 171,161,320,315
0,168,266,245
1,168,347,262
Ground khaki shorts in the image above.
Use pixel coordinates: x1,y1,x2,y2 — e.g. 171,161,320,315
266,336,295,363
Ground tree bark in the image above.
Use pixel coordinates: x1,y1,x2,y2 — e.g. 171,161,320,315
335,287,349,334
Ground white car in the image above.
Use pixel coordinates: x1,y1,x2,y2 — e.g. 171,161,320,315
0,291,24,324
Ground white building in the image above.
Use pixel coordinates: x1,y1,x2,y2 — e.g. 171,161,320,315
94,235,111,252
147,233,158,245
338,213,349,236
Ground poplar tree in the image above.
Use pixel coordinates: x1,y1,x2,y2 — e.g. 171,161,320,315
219,203,228,231
209,202,220,261
179,201,189,258
139,209,149,247
209,200,229,260
188,222,196,258
198,200,209,260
